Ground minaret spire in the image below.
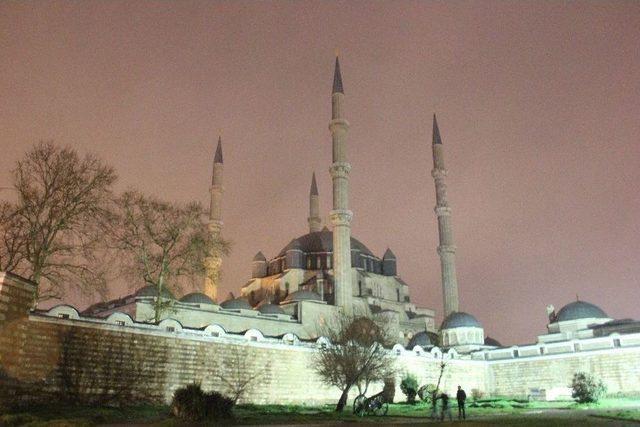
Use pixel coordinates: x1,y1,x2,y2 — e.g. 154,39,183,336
329,55,353,315
308,172,321,233
214,136,223,165
203,135,224,301
332,56,344,94
431,114,459,317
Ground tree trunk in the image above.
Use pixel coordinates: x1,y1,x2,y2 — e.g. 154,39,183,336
336,384,352,412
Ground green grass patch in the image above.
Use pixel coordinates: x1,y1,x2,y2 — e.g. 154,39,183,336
2,398,640,426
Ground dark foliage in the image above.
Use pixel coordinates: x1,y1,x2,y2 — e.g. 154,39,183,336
400,374,419,404
171,384,234,421
571,372,607,404
418,384,437,402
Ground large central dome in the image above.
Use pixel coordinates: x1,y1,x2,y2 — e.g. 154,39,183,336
277,228,375,257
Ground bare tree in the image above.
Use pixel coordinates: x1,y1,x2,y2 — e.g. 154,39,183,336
0,201,27,273
0,142,116,302
314,315,396,412
105,191,230,322
213,345,266,404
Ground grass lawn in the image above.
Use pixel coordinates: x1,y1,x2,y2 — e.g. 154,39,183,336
1,398,639,426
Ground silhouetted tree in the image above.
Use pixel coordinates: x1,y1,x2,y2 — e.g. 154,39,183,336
104,191,229,322
212,345,266,404
314,315,395,412
0,142,116,301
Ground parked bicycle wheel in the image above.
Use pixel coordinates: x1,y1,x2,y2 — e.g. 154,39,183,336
353,394,366,416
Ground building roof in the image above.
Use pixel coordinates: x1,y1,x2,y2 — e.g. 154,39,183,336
214,136,223,164
408,331,432,348
484,336,502,347
556,301,608,322
135,285,174,299
277,229,375,258
383,248,396,260
332,56,344,94
220,297,252,310
179,292,214,305
433,114,443,145
253,251,266,262
283,290,322,303
310,172,318,196
256,303,285,315
441,311,482,329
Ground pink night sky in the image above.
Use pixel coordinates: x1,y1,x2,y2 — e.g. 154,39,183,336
1,1,639,345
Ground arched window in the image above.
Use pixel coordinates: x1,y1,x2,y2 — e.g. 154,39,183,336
396,289,400,302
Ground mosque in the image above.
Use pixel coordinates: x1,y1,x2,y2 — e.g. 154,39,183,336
82,57,638,354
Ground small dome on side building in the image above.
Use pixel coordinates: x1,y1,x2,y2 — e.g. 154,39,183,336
556,301,608,322
441,311,482,330
179,292,214,305
220,297,252,310
408,331,432,348
136,285,174,299
283,290,322,303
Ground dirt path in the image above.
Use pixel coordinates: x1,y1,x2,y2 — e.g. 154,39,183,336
248,408,640,427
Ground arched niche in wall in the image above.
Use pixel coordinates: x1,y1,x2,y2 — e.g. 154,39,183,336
47,305,80,320
158,318,182,333
106,312,133,326
282,332,299,345
204,324,226,338
392,343,405,356
244,329,264,342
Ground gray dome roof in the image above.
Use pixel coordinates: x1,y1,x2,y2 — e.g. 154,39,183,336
253,251,266,262
220,298,252,310
179,292,214,305
484,336,502,347
136,285,174,299
441,312,482,329
408,331,432,348
383,248,396,260
556,301,608,322
283,290,322,303
277,229,374,257
257,303,285,315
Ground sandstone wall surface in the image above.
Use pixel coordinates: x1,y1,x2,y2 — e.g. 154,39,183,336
488,347,640,398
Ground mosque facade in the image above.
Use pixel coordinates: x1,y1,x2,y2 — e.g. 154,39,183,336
1,57,639,406
80,57,639,355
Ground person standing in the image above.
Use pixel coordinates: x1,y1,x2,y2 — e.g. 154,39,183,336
440,392,453,421
456,385,467,420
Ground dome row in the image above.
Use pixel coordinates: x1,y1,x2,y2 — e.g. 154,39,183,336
136,286,325,316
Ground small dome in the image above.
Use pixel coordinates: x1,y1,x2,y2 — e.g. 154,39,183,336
408,331,432,348
484,336,502,347
253,251,266,262
135,285,174,299
179,292,214,305
441,312,482,330
220,298,252,310
383,248,396,260
257,303,285,315
556,301,608,322
283,290,322,303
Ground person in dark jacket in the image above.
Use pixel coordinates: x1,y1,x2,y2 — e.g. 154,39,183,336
440,392,452,421
456,385,467,420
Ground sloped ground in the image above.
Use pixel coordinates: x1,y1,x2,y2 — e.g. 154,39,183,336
1,399,639,426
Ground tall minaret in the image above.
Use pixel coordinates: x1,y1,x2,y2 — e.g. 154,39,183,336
431,115,460,316
308,172,322,233
203,136,224,301
329,56,353,315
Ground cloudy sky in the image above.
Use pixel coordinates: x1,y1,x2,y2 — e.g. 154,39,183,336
1,1,639,344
